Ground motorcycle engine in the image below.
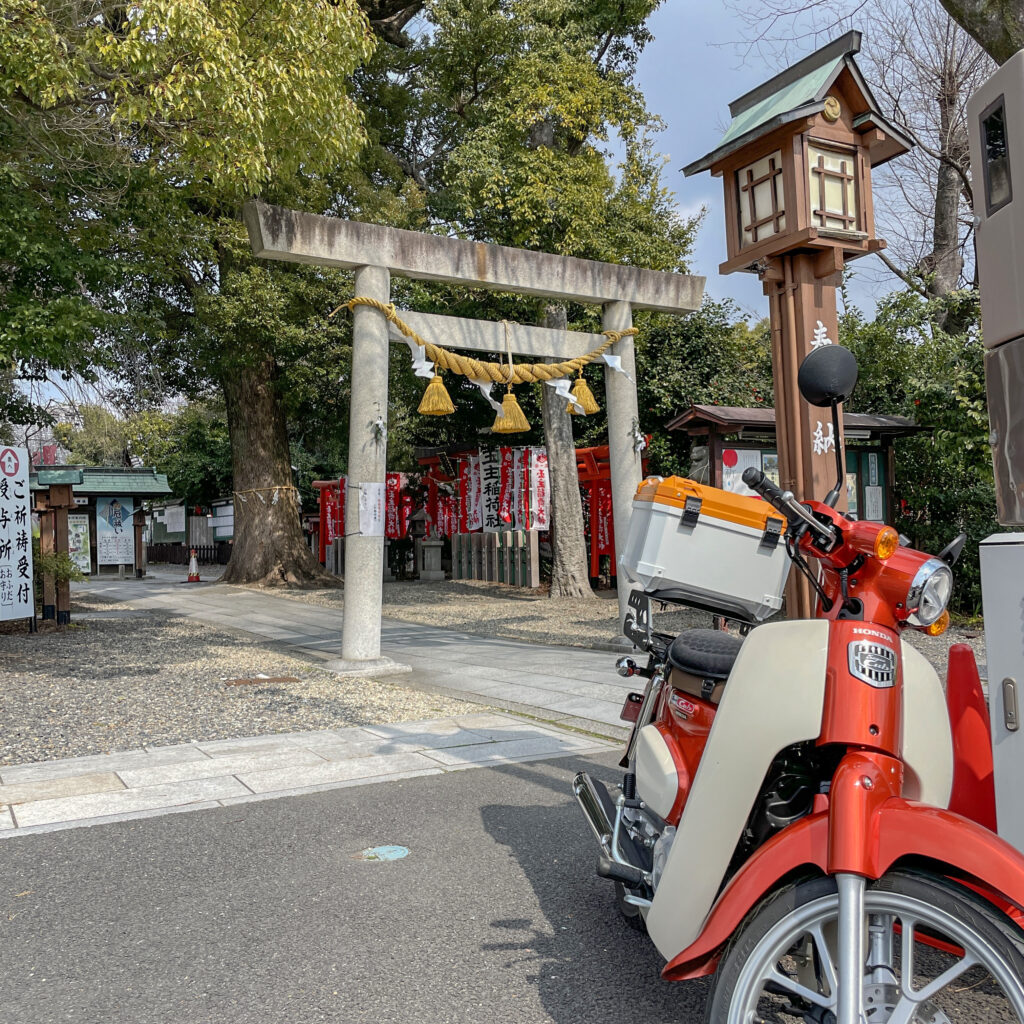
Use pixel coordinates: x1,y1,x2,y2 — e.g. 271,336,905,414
651,825,676,890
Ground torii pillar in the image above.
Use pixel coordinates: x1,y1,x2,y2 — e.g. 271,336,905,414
244,202,704,673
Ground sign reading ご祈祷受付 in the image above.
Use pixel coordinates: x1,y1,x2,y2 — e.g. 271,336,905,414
96,496,135,565
0,446,33,620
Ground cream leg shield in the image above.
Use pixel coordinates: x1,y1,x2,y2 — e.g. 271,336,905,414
901,640,953,807
645,620,830,961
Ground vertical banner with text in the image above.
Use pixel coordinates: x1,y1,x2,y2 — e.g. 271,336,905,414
529,448,550,530
468,456,482,531
0,446,33,619
480,448,502,533
498,447,514,525
385,473,403,539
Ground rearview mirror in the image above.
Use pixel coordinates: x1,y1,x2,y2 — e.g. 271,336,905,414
797,345,859,408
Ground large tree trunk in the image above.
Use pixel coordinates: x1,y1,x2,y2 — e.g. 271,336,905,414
939,0,1024,64
927,67,967,299
539,303,594,600
220,354,333,586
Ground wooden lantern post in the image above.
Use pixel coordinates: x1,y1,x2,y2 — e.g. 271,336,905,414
684,31,911,617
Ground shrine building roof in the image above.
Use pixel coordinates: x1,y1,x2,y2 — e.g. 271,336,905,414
30,466,172,496
666,404,924,440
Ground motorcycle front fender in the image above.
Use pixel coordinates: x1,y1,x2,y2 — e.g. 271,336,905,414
661,798,1024,982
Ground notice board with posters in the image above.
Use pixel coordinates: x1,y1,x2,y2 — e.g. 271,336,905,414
0,446,34,620
68,513,92,574
97,496,135,565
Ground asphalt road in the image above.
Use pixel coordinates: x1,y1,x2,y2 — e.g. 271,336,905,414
0,752,709,1024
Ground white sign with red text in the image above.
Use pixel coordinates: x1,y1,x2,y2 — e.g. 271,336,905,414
0,446,33,620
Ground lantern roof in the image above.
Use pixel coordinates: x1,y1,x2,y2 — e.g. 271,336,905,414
683,31,911,176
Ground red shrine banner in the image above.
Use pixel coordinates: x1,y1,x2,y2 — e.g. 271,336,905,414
530,448,550,530
385,473,402,539
400,491,414,538
426,477,439,537
323,486,340,545
498,447,514,524
438,495,457,536
458,460,470,533
514,448,529,530
594,479,614,556
468,456,482,531
338,477,346,538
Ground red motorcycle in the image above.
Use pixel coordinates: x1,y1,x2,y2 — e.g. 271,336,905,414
574,345,1024,1023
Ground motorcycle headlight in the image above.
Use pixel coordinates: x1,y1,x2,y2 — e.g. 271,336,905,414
905,558,954,627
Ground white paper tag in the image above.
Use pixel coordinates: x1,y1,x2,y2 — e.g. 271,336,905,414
358,482,386,536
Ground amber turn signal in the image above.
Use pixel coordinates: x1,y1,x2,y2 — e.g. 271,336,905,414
873,526,899,561
924,610,950,637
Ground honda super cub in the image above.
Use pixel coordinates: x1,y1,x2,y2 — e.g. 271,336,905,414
573,344,1024,1024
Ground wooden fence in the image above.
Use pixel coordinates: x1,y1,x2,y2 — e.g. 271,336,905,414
451,531,539,588
147,542,232,566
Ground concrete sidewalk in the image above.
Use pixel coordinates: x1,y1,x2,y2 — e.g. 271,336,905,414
74,569,635,739
0,713,613,837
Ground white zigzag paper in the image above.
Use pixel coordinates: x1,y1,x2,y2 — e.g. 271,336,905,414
545,377,584,414
471,378,505,416
601,353,634,383
403,337,435,379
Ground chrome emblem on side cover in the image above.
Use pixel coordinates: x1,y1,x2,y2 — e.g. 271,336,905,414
848,640,897,688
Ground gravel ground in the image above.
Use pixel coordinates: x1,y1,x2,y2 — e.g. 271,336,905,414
273,579,708,648
0,594,473,767
270,579,986,673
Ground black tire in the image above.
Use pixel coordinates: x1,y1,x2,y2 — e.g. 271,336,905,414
614,881,648,933
704,869,1024,1024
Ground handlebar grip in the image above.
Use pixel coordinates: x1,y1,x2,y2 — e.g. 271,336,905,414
741,466,786,505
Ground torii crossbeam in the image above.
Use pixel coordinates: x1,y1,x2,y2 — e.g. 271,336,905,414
244,202,705,674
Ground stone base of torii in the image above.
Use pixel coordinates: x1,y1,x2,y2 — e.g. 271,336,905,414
244,202,704,675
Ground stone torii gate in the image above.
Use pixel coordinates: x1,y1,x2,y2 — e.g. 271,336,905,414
244,202,704,674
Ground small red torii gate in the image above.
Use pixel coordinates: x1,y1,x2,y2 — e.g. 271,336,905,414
576,441,649,579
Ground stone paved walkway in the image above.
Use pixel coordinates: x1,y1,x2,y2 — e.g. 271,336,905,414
73,568,635,739
0,713,613,837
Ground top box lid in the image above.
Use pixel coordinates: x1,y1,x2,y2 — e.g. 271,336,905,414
633,476,786,532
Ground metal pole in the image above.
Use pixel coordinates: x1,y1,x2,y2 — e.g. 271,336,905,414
603,300,642,629
835,872,866,1024
338,265,397,669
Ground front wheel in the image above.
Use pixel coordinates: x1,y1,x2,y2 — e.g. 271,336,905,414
705,869,1024,1023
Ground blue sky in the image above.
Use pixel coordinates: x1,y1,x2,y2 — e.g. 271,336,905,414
633,3,889,320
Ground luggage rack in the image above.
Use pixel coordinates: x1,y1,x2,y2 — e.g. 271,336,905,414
623,589,755,654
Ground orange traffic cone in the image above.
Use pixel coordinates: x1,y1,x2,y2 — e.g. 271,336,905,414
187,549,201,583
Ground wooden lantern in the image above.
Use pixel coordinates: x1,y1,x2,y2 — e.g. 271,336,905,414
684,31,912,616
685,31,909,277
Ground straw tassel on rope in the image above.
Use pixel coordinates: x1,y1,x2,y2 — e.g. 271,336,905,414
568,372,600,416
492,322,530,434
492,390,530,433
418,374,455,415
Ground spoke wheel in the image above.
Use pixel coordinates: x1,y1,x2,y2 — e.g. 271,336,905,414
704,870,1024,1024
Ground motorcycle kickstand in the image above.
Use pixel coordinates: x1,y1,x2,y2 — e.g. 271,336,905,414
835,873,866,1024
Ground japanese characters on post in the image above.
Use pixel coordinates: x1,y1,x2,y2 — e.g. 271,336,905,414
0,447,33,621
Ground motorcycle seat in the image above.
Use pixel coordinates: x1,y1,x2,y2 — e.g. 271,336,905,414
667,628,743,682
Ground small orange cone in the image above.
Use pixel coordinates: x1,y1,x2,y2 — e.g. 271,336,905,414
187,549,201,583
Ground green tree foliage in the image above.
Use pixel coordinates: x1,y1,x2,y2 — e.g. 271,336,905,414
55,402,233,507
632,300,774,477
3,0,375,583
840,289,996,612
351,0,699,465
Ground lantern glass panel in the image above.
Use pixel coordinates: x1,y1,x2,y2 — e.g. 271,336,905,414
737,150,786,247
808,143,859,232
